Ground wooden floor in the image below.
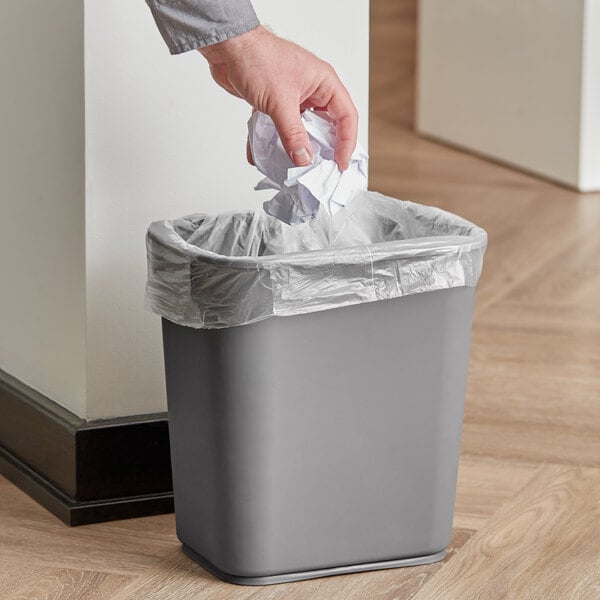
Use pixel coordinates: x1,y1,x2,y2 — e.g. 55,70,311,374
2,1,599,598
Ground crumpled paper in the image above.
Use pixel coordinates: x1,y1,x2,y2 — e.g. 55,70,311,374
248,110,368,225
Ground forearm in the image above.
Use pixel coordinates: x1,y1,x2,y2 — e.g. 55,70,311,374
145,0,260,55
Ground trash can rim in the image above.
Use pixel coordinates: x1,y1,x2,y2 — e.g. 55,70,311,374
146,200,487,270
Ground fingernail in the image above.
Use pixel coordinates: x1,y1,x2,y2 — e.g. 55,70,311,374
291,148,312,166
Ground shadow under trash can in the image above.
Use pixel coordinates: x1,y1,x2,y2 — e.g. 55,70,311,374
145,191,487,585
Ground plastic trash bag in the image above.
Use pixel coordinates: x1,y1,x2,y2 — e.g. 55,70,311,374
145,192,487,329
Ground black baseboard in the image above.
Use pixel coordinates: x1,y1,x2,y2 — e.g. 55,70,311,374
0,369,174,525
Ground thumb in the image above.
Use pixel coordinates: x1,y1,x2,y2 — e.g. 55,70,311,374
269,104,313,167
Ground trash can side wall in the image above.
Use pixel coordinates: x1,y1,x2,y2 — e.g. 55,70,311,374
428,287,476,546
162,285,476,579
161,323,223,560
162,321,278,574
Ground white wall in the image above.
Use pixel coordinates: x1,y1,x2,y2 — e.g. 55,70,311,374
580,0,600,190
0,1,87,416
417,0,599,191
84,0,370,419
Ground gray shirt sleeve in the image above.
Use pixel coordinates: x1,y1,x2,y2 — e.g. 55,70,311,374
146,0,260,55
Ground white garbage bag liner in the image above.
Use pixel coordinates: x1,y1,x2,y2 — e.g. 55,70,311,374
145,192,487,329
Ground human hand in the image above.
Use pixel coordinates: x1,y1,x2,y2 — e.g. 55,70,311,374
199,26,358,171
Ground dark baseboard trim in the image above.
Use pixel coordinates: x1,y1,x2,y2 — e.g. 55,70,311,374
0,369,174,526
0,446,174,526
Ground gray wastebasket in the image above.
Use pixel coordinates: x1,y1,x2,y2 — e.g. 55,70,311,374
146,192,487,585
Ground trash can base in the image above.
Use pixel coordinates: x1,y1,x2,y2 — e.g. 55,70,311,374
181,544,447,586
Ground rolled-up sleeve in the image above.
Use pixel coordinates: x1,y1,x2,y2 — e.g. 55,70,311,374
146,0,260,55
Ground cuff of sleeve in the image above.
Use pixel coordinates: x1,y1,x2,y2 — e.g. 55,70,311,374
146,0,260,55
168,19,260,55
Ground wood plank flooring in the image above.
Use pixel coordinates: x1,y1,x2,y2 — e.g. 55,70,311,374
1,1,599,598
412,466,600,600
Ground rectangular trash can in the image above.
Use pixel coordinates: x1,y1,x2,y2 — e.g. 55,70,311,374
146,192,487,585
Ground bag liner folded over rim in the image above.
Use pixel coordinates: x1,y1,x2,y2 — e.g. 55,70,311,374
145,191,487,329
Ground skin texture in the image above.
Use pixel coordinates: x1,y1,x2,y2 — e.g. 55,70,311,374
199,25,358,171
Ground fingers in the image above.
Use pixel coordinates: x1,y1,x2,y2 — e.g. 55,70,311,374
302,68,358,171
246,136,255,166
269,103,313,167
326,88,358,172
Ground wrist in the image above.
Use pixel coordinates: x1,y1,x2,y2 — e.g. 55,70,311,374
199,25,267,66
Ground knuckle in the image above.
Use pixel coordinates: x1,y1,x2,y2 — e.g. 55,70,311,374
321,60,335,75
279,126,306,145
341,102,359,123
